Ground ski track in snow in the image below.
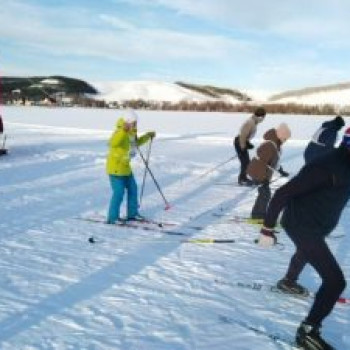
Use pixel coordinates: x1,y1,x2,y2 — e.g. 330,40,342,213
0,107,349,350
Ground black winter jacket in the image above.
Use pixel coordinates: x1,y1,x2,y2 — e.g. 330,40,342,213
264,146,350,237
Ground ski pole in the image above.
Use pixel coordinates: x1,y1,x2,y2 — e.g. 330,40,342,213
139,138,153,208
197,155,237,180
2,134,6,149
0,134,7,154
136,145,171,210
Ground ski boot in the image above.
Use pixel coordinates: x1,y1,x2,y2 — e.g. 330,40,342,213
296,322,336,350
238,176,255,187
277,278,309,296
127,214,147,222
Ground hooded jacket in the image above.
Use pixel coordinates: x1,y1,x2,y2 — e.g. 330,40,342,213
304,117,344,164
264,146,350,237
247,129,281,183
106,118,152,176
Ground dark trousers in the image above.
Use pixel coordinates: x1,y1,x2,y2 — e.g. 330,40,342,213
251,182,271,219
234,137,250,181
284,231,346,327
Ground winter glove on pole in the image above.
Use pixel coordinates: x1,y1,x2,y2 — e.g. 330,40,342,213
139,138,153,208
147,131,156,139
258,226,277,247
246,141,254,150
278,166,289,177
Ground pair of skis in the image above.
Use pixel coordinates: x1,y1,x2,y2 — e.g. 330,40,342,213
217,279,347,349
214,278,350,305
212,213,266,226
78,216,237,244
219,315,300,349
79,216,267,245
78,215,285,247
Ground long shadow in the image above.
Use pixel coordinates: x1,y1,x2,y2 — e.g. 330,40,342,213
142,146,303,220
0,186,251,344
158,131,226,142
0,144,308,342
0,139,106,187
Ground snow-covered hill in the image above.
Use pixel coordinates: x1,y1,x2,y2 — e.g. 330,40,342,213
0,106,349,349
93,79,350,107
268,82,350,107
93,80,245,104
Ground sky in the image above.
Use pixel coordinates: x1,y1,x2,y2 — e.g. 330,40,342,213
1,0,350,92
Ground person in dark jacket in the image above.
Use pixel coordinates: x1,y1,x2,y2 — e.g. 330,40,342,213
247,123,291,219
304,115,344,164
234,107,266,185
257,127,350,350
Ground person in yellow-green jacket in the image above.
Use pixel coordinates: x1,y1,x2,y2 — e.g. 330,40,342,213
106,109,155,224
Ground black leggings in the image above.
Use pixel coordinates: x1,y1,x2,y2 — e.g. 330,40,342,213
234,137,250,180
251,182,271,219
284,231,346,327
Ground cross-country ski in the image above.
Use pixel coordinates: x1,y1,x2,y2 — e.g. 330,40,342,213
215,279,350,305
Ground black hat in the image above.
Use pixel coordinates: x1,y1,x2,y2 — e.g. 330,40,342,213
254,107,266,117
334,115,345,129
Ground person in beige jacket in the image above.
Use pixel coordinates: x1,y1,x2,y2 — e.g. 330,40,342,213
234,107,266,185
247,123,291,219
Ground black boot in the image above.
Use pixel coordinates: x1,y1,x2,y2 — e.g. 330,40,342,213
276,278,309,296
296,322,335,350
238,176,254,186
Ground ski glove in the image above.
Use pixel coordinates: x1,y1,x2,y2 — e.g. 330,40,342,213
278,166,289,177
246,141,254,150
258,226,277,247
147,131,156,139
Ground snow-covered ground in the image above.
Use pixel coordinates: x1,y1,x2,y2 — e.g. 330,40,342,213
0,106,349,350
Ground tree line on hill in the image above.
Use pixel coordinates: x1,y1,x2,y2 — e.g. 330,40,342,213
110,99,350,116
2,76,350,115
1,76,97,105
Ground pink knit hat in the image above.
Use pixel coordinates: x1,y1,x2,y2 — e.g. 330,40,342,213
276,123,291,142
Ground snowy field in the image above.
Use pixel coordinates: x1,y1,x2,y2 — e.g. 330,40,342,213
0,106,349,350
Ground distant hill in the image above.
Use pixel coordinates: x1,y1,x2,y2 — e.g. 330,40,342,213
93,80,211,103
93,80,253,104
3,76,350,114
268,82,350,107
2,76,97,100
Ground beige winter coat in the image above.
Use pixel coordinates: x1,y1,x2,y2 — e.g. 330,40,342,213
238,115,261,149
